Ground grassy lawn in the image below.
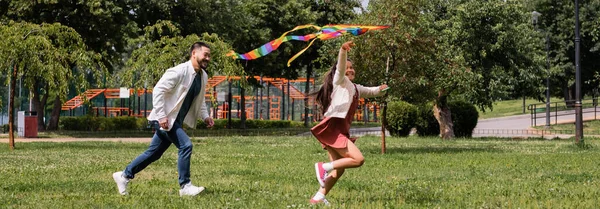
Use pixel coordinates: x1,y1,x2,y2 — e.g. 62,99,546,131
2,136,600,208
478,98,549,119
534,120,600,135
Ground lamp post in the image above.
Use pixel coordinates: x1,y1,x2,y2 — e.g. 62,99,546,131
574,0,583,144
532,11,551,129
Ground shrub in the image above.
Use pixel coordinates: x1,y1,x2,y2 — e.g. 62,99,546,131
415,103,440,137
60,116,144,131
196,119,299,129
2,124,9,133
385,101,418,137
448,100,479,137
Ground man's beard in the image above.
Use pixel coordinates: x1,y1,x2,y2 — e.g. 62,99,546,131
198,59,208,70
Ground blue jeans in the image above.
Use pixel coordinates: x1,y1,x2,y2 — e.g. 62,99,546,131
124,121,193,186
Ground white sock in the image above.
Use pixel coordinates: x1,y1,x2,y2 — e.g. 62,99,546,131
322,162,334,172
312,191,325,201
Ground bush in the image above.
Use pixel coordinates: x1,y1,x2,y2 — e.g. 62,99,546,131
385,101,418,137
415,103,440,137
196,119,301,129
60,116,144,131
448,100,479,137
2,124,9,133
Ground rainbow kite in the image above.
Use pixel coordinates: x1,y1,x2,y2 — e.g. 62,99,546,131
226,24,389,66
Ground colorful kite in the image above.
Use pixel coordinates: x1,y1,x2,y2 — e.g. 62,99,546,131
226,24,389,66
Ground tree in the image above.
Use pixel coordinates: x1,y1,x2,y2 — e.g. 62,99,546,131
1,0,138,73
523,0,600,102
352,0,545,139
0,21,104,149
120,21,244,103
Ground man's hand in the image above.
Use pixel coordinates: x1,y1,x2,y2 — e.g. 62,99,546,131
159,117,169,129
341,41,355,51
204,117,215,128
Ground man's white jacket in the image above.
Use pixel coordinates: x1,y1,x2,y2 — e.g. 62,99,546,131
147,61,209,131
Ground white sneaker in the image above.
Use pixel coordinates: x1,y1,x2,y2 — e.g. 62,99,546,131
179,182,205,196
112,171,129,195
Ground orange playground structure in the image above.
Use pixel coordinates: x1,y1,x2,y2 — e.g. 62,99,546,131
61,76,382,122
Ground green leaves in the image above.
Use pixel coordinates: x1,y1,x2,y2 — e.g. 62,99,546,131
121,21,244,89
0,21,104,99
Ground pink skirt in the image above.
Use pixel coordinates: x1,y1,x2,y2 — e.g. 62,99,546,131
311,117,356,149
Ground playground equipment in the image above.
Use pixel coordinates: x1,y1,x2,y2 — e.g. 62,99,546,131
61,75,382,122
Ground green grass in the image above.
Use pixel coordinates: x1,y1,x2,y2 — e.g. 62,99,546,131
478,98,550,119
2,136,600,208
534,120,600,135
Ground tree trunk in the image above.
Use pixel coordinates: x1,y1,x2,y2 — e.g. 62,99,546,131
47,96,62,130
31,80,48,131
240,86,246,129
433,92,455,140
8,64,17,150
563,84,575,107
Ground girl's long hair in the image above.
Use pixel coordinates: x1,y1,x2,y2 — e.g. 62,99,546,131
310,59,351,114
310,66,336,115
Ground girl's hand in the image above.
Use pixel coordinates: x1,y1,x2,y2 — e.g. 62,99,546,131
341,41,355,51
379,84,388,91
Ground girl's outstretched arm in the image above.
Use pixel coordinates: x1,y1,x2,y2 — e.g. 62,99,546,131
333,41,354,85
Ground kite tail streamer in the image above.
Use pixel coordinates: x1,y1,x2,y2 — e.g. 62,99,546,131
227,24,389,66
287,38,319,67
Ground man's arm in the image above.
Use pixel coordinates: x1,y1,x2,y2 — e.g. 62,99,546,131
152,69,181,119
200,72,210,120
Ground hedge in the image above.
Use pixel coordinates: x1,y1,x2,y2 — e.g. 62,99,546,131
60,116,148,131
448,100,479,137
414,101,479,138
415,103,440,137
385,101,418,137
60,117,316,131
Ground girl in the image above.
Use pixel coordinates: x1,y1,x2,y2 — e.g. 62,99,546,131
309,41,388,204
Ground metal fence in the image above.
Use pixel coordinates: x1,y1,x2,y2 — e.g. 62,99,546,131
527,98,598,127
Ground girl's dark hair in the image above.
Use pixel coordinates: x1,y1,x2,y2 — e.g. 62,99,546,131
310,59,350,115
311,66,336,115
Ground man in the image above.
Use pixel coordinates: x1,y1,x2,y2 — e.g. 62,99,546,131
113,42,215,196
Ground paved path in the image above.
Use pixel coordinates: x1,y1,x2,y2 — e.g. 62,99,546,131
474,107,599,138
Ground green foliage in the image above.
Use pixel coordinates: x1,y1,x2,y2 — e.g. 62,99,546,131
353,0,442,104
1,124,9,133
385,100,418,137
524,0,600,100
0,21,104,98
196,119,304,129
415,103,440,137
429,0,547,109
59,116,144,131
121,21,245,89
1,0,138,72
448,100,479,138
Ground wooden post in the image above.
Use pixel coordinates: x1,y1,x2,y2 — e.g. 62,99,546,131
9,64,17,150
